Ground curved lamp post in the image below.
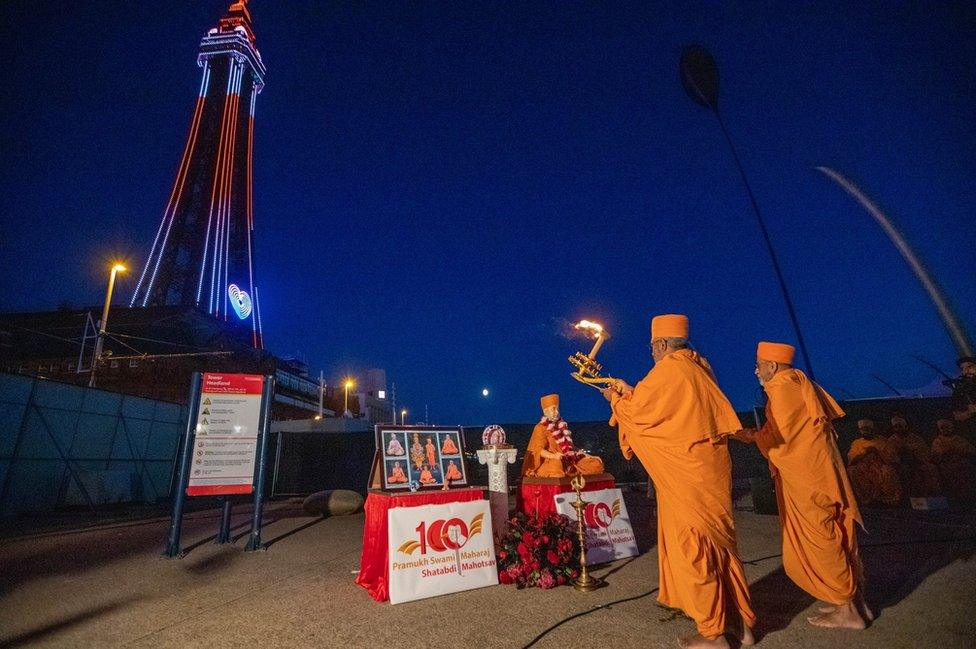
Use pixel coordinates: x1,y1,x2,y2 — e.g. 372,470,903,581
816,166,973,357
680,45,816,378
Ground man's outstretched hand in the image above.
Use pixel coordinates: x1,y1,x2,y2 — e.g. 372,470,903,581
603,379,634,402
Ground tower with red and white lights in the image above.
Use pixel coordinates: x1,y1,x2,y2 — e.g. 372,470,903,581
130,1,266,348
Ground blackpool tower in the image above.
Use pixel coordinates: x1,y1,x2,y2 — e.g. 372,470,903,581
130,1,266,348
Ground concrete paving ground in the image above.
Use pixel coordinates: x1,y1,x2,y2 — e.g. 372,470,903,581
1,495,974,649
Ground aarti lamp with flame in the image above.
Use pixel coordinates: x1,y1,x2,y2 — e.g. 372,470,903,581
568,320,618,390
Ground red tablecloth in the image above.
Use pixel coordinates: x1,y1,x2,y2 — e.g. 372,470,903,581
518,477,616,519
356,487,485,602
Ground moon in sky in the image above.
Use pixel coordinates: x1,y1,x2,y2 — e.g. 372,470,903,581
481,388,490,397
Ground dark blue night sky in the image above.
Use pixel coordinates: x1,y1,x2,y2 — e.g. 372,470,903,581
2,2,974,425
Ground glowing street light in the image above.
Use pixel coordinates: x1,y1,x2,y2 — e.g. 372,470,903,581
343,379,355,417
400,409,407,425
89,263,126,387
481,388,489,397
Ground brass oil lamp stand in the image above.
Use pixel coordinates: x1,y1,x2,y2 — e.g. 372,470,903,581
570,473,603,591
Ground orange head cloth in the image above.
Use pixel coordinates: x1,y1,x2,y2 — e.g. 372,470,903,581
757,341,795,364
650,314,689,339
540,394,559,410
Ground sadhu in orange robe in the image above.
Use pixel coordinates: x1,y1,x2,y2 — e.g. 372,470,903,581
752,342,864,606
610,316,755,639
419,467,436,484
521,418,604,478
931,423,976,504
847,433,901,507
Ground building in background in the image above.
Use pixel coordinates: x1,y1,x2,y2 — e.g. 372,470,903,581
0,307,323,420
354,368,392,423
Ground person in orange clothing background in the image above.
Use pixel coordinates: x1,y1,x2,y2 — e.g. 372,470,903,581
604,314,755,649
931,418,976,506
847,419,902,507
521,393,604,478
736,341,870,630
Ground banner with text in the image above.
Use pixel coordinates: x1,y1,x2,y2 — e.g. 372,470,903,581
554,488,638,565
388,499,497,604
187,373,264,496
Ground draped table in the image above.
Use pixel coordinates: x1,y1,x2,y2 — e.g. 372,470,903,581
355,487,486,602
517,473,616,518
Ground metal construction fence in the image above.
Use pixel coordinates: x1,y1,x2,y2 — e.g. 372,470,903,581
0,372,188,517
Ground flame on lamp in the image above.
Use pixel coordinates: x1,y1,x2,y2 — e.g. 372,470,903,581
574,320,604,339
574,319,609,359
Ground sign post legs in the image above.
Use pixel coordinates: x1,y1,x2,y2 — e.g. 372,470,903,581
244,376,275,552
216,497,233,544
164,372,202,558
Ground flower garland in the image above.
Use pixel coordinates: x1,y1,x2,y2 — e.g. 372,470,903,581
496,511,580,589
542,416,580,459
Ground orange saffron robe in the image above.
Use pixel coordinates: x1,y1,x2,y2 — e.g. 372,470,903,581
388,465,407,483
425,441,437,468
847,437,901,506
610,349,755,638
756,369,863,605
521,421,604,478
931,433,976,503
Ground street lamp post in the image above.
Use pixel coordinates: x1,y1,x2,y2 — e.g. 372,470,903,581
680,45,816,378
89,263,126,387
343,379,354,418
318,371,325,418
400,409,407,426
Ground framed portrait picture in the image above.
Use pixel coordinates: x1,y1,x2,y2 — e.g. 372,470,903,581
373,425,468,491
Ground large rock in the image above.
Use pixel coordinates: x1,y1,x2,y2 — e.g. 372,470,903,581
302,489,364,517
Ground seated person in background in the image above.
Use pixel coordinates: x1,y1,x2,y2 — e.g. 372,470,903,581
931,418,976,506
521,393,604,478
887,412,941,497
951,356,976,441
847,419,902,506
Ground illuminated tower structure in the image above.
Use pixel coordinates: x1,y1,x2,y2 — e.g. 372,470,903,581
130,1,266,348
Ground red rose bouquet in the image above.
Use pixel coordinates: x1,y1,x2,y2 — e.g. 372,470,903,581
496,511,580,589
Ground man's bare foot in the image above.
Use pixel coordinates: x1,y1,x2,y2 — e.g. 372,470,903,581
817,600,837,613
678,632,731,649
856,592,875,622
807,601,866,630
737,625,755,646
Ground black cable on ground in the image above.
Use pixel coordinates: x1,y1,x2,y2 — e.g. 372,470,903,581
522,586,661,648
521,534,976,648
